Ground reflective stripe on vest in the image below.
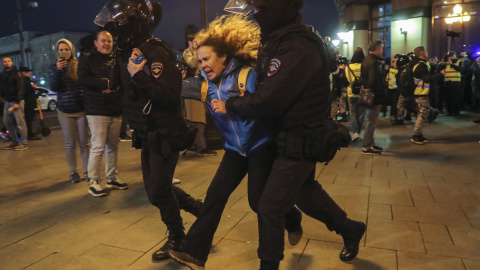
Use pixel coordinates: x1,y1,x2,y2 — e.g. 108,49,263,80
387,68,398,89
329,73,333,91
413,62,431,96
445,64,461,82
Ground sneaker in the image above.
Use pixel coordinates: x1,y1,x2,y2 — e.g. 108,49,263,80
14,145,28,151
89,180,106,197
336,219,366,262
411,135,425,145
168,249,206,269
106,179,128,190
419,135,430,143
119,134,132,141
153,236,184,262
197,149,217,156
4,143,19,150
372,145,383,152
362,147,381,155
351,132,360,142
70,173,81,183
172,178,181,185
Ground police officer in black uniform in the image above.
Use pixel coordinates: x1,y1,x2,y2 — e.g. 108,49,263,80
214,0,366,269
94,0,202,262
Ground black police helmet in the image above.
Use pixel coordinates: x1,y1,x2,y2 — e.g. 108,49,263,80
396,54,411,69
338,56,348,65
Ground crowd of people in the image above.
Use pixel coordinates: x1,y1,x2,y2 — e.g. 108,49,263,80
1,0,480,269
332,42,480,147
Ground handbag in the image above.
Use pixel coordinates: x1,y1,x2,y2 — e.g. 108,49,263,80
358,87,375,107
346,64,362,95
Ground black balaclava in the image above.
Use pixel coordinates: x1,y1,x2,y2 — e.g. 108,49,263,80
252,0,303,35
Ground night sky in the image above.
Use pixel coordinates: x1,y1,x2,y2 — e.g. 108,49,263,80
0,0,340,50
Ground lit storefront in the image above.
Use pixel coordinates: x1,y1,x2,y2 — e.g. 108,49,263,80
335,0,480,60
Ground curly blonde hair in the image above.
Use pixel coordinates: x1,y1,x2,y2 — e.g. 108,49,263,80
194,15,260,66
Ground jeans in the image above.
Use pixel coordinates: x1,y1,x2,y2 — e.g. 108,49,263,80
413,96,431,136
348,96,366,134
86,115,122,182
257,156,347,262
59,115,90,175
363,105,381,148
181,141,302,262
3,100,28,146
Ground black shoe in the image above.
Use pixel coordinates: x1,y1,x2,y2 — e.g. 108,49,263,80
336,219,366,262
183,198,203,218
419,135,430,143
411,135,425,145
473,119,480,124
119,134,132,141
70,173,81,183
168,249,206,269
392,119,404,125
153,237,184,262
362,147,381,155
372,145,383,152
197,149,217,156
28,136,42,141
259,261,279,270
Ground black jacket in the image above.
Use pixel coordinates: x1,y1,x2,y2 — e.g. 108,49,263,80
1,68,24,103
361,53,386,105
49,64,84,113
78,49,122,116
226,23,331,132
119,38,183,131
411,56,444,97
22,76,38,110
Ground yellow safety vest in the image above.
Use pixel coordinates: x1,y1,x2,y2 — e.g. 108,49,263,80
386,68,398,90
445,64,461,82
345,63,361,97
413,61,431,96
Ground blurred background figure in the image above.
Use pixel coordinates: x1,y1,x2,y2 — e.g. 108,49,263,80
20,66,41,141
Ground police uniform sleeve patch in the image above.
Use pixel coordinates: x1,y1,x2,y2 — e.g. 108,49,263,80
267,58,281,77
151,62,163,79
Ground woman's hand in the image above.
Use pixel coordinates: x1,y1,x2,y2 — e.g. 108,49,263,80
127,48,147,76
56,58,67,70
211,99,226,114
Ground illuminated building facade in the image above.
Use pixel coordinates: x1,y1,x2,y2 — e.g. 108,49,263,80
335,0,480,60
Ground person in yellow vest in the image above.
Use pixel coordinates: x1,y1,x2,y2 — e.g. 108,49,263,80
444,51,462,116
384,54,400,121
345,47,366,142
411,46,445,144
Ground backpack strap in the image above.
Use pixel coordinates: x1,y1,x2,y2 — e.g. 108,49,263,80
201,79,208,102
238,66,252,97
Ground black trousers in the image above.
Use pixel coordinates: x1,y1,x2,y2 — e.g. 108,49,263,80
445,81,462,114
24,108,35,137
180,142,302,262
258,156,347,262
140,132,185,235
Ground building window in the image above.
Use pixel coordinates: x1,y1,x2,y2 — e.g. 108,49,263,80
371,3,392,58
433,1,480,58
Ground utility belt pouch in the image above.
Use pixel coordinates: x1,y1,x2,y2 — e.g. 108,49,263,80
131,130,143,149
276,128,304,161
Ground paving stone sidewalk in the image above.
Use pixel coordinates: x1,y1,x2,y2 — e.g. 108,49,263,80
1,112,479,270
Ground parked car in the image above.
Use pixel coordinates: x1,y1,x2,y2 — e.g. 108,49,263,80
35,87,57,111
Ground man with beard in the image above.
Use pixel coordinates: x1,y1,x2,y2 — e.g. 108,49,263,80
210,1,365,269
93,0,202,262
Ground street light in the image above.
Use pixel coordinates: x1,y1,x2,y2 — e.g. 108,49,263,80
15,0,38,67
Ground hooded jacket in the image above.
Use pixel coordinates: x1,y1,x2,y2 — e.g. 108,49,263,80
203,58,270,156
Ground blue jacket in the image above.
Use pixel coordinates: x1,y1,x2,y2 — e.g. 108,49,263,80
202,59,270,156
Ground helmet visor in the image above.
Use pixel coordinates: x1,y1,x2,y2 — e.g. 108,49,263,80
224,0,254,15
94,0,137,27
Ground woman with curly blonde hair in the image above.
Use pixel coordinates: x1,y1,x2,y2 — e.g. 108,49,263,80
169,15,302,269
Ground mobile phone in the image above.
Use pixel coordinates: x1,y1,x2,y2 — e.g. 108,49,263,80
58,51,66,60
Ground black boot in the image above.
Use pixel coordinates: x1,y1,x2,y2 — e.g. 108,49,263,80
183,198,203,218
336,219,366,262
285,206,303,246
259,261,279,270
152,229,185,262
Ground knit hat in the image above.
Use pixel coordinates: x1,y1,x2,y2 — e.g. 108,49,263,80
56,38,76,60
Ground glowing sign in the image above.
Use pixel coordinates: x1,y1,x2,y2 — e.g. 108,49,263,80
445,4,471,24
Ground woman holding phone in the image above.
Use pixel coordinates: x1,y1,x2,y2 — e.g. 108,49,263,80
49,39,90,183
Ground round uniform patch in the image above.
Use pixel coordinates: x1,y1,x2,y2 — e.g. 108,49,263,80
267,58,282,77
151,62,163,79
